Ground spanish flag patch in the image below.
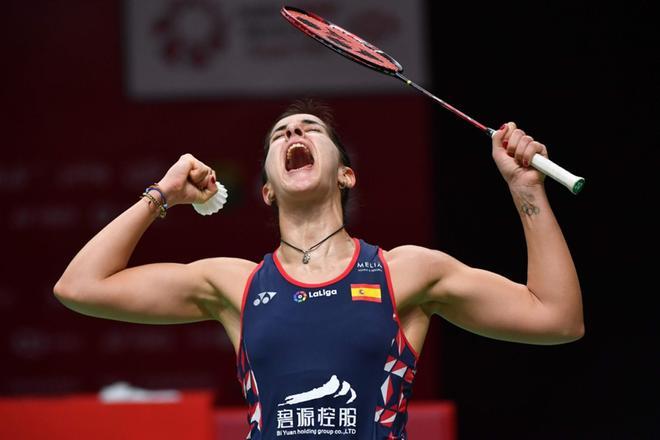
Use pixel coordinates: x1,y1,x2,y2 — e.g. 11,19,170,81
351,284,382,303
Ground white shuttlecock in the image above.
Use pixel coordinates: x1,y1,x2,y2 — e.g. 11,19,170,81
193,182,228,215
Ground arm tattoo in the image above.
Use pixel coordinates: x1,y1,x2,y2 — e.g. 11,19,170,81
518,192,541,216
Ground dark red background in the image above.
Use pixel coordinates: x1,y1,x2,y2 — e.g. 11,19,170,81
2,0,439,406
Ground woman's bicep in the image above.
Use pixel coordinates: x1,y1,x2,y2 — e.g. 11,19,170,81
55,259,248,325
426,257,570,345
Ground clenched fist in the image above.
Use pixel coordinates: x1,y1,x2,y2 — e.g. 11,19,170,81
157,154,218,206
491,122,547,190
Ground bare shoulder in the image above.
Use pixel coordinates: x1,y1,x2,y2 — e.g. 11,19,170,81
189,257,258,310
191,256,257,275
382,245,456,275
381,245,460,307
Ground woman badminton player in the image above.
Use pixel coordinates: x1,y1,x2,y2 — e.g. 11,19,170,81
54,100,584,439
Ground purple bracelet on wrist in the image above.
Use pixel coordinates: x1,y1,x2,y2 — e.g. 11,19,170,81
145,185,169,210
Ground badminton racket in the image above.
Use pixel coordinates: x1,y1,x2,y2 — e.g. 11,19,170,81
281,6,585,194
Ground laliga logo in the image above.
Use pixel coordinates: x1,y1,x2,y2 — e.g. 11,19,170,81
293,289,337,303
293,291,308,303
254,291,277,306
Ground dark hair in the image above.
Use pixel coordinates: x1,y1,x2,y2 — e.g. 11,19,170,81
261,99,352,218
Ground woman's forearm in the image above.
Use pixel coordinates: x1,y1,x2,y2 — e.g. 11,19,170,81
511,186,584,335
55,198,160,293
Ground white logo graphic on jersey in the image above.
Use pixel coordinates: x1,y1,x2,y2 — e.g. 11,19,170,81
278,375,356,406
253,291,277,306
356,261,383,273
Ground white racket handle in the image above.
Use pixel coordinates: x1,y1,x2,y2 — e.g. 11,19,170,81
486,127,585,194
530,153,585,194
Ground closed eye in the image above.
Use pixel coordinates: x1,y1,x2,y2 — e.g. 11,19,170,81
268,120,326,142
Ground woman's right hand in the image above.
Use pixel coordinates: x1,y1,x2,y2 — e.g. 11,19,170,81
157,154,218,207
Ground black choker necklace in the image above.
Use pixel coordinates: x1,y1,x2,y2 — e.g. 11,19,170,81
280,225,345,264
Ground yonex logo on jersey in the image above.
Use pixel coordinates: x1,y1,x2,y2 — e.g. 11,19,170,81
292,288,337,303
254,291,277,306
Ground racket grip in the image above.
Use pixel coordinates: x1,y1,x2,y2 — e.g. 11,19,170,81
530,154,585,194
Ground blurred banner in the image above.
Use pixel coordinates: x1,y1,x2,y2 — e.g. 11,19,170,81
124,0,428,98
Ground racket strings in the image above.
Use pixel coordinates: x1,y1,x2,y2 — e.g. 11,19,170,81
282,7,401,73
297,17,321,31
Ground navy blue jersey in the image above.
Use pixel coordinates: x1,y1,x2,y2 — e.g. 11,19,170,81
236,239,419,439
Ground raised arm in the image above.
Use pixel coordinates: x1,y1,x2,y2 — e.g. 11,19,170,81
410,123,583,345
54,154,255,327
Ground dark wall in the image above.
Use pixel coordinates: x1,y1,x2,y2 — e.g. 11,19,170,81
427,2,658,439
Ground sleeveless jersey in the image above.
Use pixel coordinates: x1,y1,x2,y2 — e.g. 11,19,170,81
236,239,419,439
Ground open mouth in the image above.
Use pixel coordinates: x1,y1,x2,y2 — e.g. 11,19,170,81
285,142,315,171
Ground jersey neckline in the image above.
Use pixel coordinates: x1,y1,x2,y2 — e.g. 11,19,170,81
272,237,361,288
